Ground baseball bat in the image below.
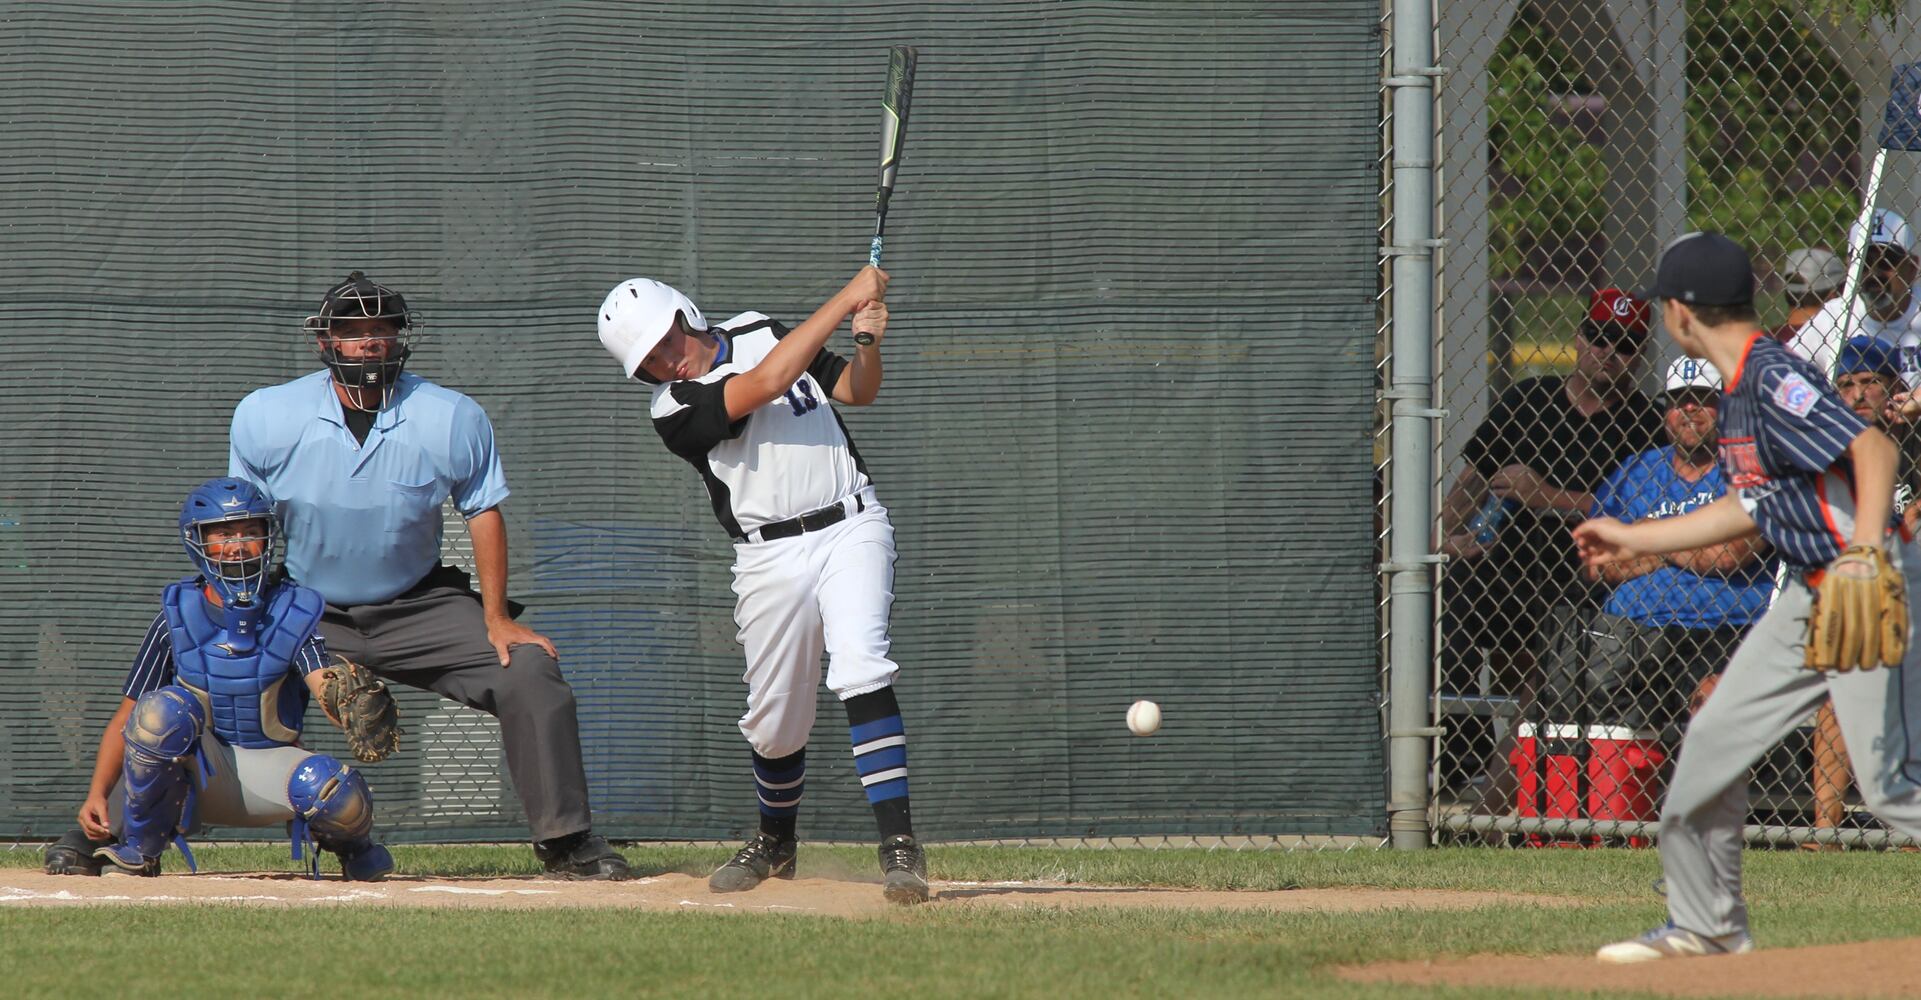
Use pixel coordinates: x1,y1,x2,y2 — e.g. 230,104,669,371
857,45,917,346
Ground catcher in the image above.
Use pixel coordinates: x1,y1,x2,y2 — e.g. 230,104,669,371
42,477,401,879
1575,233,1921,963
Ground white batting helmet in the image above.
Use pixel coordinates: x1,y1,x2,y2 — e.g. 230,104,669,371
598,278,706,380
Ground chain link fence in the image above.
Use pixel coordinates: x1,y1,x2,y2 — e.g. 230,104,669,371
1426,0,1921,849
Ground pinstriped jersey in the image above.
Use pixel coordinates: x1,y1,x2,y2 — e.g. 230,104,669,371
1716,334,1873,568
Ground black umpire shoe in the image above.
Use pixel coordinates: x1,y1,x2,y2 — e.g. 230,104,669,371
709,832,798,893
879,834,929,904
534,832,633,881
44,829,107,877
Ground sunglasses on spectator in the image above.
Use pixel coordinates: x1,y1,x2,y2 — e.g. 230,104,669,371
1580,321,1646,354
1664,391,1717,411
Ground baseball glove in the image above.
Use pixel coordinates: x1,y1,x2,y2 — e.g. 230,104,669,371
1806,544,1910,672
319,655,402,763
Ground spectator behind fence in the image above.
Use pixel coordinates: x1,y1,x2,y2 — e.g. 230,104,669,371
1543,358,1772,740
1769,248,1845,345
1798,336,1921,844
1439,288,1664,742
1791,209,1921,376
1834,336,1921,523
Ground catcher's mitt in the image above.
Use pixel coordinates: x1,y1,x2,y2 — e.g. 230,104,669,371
1806,544,1910,672
319,655,402,763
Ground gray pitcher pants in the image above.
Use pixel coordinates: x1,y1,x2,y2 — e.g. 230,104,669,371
1660,543,1921,937
317,584,593,843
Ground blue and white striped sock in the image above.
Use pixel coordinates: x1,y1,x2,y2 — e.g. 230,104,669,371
752,749,804,840
851,718,908,803
845,687,913,839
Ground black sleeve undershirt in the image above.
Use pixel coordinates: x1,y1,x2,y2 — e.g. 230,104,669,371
344,408,375,445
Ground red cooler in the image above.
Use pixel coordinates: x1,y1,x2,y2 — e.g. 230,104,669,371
1509,722,1667,847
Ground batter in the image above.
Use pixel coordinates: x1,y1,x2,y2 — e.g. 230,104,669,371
596,265,928,904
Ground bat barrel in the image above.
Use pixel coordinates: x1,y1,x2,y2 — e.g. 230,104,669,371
864,46,915,280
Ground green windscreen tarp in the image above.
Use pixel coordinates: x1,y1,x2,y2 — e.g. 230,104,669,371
0,2,1383,842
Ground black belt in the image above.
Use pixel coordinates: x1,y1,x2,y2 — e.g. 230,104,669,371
741,493,866,543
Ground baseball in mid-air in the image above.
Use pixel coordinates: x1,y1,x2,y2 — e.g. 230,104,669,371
1126,699,1161,736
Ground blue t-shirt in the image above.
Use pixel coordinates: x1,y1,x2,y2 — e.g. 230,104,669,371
1591,447,1775,628
228,371,511,605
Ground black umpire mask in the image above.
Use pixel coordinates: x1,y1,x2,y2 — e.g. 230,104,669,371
320,344,412,407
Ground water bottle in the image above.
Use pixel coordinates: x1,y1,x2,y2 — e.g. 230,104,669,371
1466,494,1521,546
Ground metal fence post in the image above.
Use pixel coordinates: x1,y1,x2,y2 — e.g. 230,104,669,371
1384,0,1443,850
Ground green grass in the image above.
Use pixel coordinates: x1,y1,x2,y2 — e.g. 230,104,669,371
4,845,1919,998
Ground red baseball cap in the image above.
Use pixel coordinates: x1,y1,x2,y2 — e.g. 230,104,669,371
1587,287,1650,333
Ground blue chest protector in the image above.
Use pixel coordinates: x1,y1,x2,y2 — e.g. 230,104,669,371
161,578,327,748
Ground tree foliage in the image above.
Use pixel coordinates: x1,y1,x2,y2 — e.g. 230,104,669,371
1488,0,1870,282
1810,0,1901,19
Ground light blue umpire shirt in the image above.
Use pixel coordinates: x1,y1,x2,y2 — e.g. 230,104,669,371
228,370,511,606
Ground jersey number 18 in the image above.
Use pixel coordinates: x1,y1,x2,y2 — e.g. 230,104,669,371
783,380,821,416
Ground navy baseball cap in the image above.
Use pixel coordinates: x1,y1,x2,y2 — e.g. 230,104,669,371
1640,231,1757,307
1837,335,1900,378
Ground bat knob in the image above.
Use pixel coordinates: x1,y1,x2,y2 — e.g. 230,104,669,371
855,333,876,346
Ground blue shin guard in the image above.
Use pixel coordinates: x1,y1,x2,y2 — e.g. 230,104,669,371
110,686,210,872
288,755,390,880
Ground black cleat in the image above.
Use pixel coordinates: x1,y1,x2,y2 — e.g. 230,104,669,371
44,829,107,877
535,832,633,881
879,834,929,904
709,832,798,893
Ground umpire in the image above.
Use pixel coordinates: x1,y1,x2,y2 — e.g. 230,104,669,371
227,271,630,880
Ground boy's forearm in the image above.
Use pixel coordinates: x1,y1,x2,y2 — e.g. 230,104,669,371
843,344,882,404
1624,494,1757,554
88,700,134,797
1848,428,1898,548
750,292,859,396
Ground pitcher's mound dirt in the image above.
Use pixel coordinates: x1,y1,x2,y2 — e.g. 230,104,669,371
1338,938,1921,999
0,870,1564,917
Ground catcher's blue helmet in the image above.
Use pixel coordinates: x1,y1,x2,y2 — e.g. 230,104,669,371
179,477,278,634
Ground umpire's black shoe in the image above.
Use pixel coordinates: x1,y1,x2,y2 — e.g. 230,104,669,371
709,832,798,893
535,832,633,881
879,834,929,904
44,829,107,877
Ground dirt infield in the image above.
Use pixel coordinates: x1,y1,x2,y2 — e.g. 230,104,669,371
1339,938,1921,999
0,870,1564,917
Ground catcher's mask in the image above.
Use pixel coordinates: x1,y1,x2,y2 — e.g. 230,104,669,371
305,270,418,410
179,477,279,645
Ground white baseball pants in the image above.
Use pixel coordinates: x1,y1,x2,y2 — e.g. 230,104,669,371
730,490,900,757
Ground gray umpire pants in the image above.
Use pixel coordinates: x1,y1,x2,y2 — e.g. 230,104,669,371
1660,540,1921,937
317,584,593,844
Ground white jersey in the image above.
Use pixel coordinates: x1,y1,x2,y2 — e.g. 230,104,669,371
1787,292,1921,379
650,311,872,538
